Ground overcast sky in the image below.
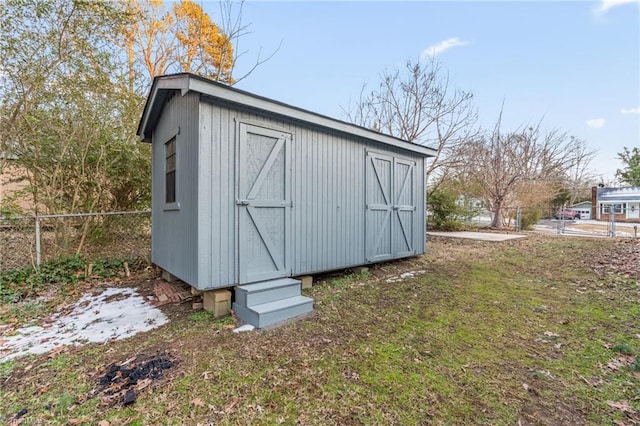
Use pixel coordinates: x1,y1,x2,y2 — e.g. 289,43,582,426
203,0,640,184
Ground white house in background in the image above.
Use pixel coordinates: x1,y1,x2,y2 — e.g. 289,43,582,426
592,186,640,222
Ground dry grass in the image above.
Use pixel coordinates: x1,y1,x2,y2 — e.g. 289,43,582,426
1,234,639,425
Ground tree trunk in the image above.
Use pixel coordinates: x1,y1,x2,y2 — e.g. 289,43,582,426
491,202,503,228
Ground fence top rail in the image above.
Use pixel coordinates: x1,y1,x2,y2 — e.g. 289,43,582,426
0,210,151,221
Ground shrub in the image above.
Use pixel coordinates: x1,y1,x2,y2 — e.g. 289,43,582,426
427,188,478,231
0,255,138,302
520,209,543,230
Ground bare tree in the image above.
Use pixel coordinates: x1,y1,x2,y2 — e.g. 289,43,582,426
455,114,591,228
564,137,596,204
217,0,280,85
344,57,477,178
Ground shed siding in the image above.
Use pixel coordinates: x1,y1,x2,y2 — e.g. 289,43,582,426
197,102,237,288
195,98,425,288
151,92,200,285
233,109,370,274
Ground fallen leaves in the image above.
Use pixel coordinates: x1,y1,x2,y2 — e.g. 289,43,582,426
602,354,636,372
591,239,640,278
47,345,69,359
225,397,239,413
607,400,635,413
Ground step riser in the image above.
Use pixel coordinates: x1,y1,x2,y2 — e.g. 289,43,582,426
257,300,313,328
232,299,313,328
242,284,300,306
235,279,302,306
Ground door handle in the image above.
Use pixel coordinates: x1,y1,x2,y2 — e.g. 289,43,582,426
236,199,250,206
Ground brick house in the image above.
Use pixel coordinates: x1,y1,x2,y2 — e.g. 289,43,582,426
592,186,640,222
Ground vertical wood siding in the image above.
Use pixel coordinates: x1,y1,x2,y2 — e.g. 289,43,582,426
151,92,200,285
197,101,237,288
165,96,426,289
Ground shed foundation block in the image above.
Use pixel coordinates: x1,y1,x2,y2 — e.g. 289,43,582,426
298,275,313,290
161,270,178,283
203,289,232,318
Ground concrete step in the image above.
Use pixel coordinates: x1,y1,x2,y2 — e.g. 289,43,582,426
235,278,302,307
232,295,313,328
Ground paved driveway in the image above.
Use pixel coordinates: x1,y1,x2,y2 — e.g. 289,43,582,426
427,231,526,242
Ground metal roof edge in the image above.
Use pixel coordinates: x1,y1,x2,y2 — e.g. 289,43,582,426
138,73,437,157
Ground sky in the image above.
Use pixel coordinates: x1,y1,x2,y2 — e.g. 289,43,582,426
202,0,640,184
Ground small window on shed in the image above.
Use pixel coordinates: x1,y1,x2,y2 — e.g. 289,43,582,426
165,137,176,204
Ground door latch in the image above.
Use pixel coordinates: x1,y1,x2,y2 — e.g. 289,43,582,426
236,199,250,206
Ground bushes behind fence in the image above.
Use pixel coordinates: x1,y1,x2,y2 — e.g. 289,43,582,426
0,211,151,273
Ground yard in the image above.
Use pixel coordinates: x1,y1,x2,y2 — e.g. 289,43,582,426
1,235,639,425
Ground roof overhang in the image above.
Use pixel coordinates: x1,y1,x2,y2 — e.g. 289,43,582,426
136,73,437,157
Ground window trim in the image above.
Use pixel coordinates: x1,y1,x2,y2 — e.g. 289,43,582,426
163,129,180,211
602,203,624,214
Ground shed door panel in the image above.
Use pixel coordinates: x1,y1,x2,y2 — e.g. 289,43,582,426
366,152,417,262
366,153,393,262
238,124,291,283
393,158,416,257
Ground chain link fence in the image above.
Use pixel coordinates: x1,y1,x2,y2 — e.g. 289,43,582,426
0,211,151,272
463,206,638,237
463,207,557,231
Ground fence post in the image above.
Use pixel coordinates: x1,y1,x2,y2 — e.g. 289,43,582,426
35,215,42,267
609,210,616,237
556,214,562,234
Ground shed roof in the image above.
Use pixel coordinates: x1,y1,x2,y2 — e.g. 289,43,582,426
137,73,436,157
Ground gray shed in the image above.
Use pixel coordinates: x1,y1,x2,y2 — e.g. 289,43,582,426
137,73,435,327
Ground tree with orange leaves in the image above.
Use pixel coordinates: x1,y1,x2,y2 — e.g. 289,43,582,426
173,0,234,83
121,0,233,89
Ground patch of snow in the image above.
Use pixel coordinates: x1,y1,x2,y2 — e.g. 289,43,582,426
232,324,255,333
0,287,168,361
386,270,427,283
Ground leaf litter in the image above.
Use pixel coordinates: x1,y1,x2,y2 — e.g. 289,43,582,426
2,235,640,424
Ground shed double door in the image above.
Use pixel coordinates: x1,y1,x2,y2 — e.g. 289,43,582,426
237,123,292,283
366,152,417,262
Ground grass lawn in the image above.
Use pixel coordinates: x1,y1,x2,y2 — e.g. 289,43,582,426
1,235,639,425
